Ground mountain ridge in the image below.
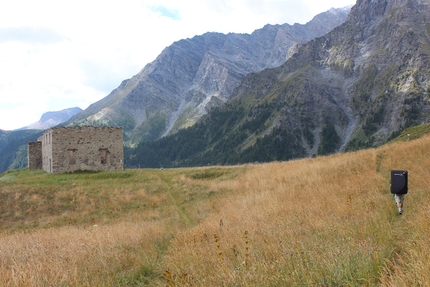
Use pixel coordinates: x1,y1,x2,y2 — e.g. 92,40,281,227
67,7,351,144
0,7,351,173
21,107,82,130
125,0,430,167
233,0,430,150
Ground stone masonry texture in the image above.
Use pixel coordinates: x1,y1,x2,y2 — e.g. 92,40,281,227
28,141,42,169
28,126,124,174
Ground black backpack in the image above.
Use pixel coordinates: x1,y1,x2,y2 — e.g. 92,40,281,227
390,170,408,194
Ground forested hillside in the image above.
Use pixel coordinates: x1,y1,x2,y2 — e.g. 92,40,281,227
0,130,42,172
125,101,345,168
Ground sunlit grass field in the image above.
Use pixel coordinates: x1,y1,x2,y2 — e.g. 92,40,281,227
1,134,430,286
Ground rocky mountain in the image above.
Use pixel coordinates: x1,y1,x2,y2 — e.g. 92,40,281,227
67,7,350,144
0,7,350,174
261,0,430,152
22,107,82,130
125,0,430,167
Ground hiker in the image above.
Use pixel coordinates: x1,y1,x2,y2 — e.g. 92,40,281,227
391,170,408,215
394,193,405,215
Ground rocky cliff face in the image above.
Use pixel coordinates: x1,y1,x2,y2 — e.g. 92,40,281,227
67,7,350,144
123,0,430,168
232,0,430,154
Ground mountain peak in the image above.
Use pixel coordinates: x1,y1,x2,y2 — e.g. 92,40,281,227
22,107,83,130
122,0,430,167
349,0,424,24
67,7,351,144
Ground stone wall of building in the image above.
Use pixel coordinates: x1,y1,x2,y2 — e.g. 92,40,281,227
29,126,124,174
42,129,53,173
48,126,124,174
27,141,42,170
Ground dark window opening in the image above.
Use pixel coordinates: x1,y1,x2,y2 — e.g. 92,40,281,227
68,149,77,165
100,148,110,165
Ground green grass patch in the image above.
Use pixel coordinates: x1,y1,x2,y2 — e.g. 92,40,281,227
389,123,430,143
188,168,229,180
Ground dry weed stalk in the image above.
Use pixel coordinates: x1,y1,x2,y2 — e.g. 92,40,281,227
243,230,249,268
213,233,223,264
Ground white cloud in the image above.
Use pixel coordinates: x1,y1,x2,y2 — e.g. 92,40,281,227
0,27,65,44
0,0,356,130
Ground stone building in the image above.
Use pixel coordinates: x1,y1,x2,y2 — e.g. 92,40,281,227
28,126,124,174
28,141,42,170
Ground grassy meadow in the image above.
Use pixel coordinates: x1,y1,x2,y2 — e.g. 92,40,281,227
1,134,430,286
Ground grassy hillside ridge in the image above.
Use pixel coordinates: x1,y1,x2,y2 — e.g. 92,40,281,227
1,135,430,285
388,122,430,143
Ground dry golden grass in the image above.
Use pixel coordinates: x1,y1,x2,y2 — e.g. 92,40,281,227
163,150,393,286
163,136,430,286
1,135,430,286
0,221,165,286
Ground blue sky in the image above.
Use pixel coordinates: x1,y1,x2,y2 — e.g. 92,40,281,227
151,5,181,20
0,0,355,130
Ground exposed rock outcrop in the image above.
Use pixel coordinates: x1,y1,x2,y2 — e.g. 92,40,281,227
67,7,350,144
